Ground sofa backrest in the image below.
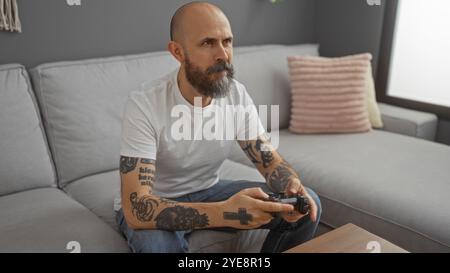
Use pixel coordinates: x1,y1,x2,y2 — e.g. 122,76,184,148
0,64,56,195
233,44,319,129
30,52,179,187
29,44,318,187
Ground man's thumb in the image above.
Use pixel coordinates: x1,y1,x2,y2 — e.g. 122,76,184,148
287,183,298,195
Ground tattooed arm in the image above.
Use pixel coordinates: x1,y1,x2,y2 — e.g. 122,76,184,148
120,156,293,230
238,134,299,194
238,135,318,222
120,156,219,230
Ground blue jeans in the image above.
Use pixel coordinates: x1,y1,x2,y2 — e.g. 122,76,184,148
116,179,322,253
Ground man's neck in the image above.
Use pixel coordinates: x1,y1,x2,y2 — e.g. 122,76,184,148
177,68,212,107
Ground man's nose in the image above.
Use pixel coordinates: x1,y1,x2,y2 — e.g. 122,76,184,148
215,44,229,63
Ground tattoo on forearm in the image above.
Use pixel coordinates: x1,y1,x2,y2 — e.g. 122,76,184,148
139,166,155,188
130,192,159,222
223,208,253,225
255,138,274,168
120,156,138,174
266,161,298,193
240,137,299,193
155,206,209,230
241,138,274,168
242,142,260,164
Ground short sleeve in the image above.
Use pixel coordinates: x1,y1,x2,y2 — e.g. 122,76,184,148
120,95,157,159
236,85,266,141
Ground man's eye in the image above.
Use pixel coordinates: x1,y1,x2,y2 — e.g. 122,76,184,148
202,40,213,46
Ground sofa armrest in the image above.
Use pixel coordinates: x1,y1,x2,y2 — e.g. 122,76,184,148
377,103,438,141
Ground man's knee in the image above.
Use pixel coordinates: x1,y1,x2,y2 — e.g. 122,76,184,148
305,187,322,221
128,229,189,253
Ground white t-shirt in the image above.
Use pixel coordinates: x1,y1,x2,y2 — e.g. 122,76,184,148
114,68,265,211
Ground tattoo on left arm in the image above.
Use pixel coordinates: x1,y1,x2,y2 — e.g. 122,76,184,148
241,143,260,164
239,136,299,193
255,138,274,168
265,161,298,193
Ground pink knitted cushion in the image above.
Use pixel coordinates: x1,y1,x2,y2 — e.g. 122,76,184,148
287,53,372,134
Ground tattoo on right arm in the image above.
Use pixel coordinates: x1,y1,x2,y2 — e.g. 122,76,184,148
223,208,253,225
155,206,210,230
138,166,155,189
130,192,159,222
120,156,138,174
140,158,155,164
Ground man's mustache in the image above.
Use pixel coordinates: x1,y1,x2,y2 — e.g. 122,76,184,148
207,61,234,75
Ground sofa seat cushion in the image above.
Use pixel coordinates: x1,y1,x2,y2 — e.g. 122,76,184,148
64,170,121,230
66,160,268,253
229,129,450,252
0,64,56,196
0,188,130,253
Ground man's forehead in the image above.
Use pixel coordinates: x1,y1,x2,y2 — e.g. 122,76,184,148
192,28,233,41
186,19,232,41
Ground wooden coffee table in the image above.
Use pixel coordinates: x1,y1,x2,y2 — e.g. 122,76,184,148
284,223,408,253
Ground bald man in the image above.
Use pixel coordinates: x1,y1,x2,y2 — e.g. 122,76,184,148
115,1,322,253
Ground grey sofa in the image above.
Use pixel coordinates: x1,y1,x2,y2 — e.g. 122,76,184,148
1,44,449,253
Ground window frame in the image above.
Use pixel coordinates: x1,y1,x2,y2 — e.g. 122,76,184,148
376,0,450,119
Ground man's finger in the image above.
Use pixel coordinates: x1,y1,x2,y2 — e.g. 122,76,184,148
257,200,294,212
305,193,317,222
242,187,269,200
286,179,301,195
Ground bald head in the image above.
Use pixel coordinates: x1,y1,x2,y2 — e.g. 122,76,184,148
167,1,234,100
170,1,230,43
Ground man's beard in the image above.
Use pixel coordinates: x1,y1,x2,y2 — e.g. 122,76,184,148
184,56,235,99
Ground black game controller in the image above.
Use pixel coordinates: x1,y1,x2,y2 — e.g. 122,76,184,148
267,193,310,214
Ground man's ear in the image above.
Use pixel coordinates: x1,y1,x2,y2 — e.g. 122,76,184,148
167,41,185,63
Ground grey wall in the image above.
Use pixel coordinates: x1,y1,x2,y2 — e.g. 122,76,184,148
0,0,315,68
314,0,386,77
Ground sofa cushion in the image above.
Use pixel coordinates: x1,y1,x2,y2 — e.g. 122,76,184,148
0,64,56,196
30,52,179,186
230,129,450,252
287,53,372,134
0,188,130,252
233,44,319,130
65,160,268,252
64,170,121,229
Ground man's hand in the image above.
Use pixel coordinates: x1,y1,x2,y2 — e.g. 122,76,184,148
221,187,294,229
281,178,318,223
